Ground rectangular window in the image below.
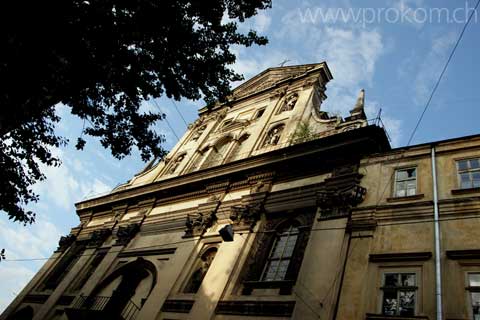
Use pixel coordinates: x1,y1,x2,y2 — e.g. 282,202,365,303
255,108,266,119
261,225,299,281
467,273,480,319
457,158,480,189
381,272,417,316
394,168,417,197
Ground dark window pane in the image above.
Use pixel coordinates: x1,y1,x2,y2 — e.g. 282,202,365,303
458,160,469,171
256,109,265,119
472,292,480,319
382,290,398,315
470,159,480,169
406,168,416,178
473,173,480,188
399,291,415,316
385,274,399,287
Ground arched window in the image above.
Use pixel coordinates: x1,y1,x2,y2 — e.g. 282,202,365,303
184,247,218,293
201,137,232,169
226,134,249,163
262,222,299,281
262,124,285,148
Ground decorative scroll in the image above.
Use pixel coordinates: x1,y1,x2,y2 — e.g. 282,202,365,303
230,203,262,228
184,211,217,238
115,223,140,246
88,229,112,248
317,184,366,219
57,234,77,252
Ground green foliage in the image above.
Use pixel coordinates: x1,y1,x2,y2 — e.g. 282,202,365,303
289,121,315,144
0,0,271,225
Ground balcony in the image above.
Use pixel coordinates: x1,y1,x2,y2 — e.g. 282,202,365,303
65,295,140,320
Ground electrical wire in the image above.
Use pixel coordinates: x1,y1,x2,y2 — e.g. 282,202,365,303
151,99,180,142
373,0,479,208
171,100,189,128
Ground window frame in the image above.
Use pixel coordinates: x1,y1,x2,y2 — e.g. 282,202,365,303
241,211,315,295
456,158,480,190
393,167,418,198
376,267,421,317
260,223,300,282
466,272,480,319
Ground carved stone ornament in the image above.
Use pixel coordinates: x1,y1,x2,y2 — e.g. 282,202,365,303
115,223,140,246
230,203,262,227
168,154,185,174
191,124,207,141
263,125,285,147
188,115,206,130
278,93,299,113
184,211,217,237
214,108,229,121
317,184,366,218
57,234,77,252
88,229,112,248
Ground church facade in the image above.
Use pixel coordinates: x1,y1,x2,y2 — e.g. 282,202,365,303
3,62,480,320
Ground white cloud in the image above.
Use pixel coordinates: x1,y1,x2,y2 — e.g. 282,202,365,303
231,46,299,87
316,27,384,88
253,12,272,33
33,146,112,207
413,31,456,105
0,263,36,312
0,218,61,261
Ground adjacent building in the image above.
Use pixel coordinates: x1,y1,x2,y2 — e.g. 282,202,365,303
2,62,480,320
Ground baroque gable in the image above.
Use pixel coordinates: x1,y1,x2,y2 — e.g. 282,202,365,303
232,62,331,99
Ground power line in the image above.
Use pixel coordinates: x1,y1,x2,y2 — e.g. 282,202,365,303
150,99,180,142
374,0,479,208
171,100,189,128
407,0,479,146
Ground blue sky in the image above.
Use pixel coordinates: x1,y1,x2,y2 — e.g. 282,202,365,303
1,0,480,312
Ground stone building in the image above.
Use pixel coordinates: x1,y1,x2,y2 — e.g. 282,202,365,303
2,62,480,320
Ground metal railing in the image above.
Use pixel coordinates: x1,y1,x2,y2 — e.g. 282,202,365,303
72,295,141,320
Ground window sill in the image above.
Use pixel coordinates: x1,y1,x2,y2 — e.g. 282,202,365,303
366,313,428,320
386,194,424,202
451,187,480,195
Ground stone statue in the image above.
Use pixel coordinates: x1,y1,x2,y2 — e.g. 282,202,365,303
168,154,185,174
279,93,298,113
264,126,284,147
